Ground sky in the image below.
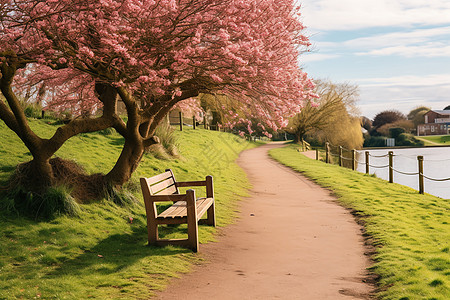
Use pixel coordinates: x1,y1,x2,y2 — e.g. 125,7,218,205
298,0,450,119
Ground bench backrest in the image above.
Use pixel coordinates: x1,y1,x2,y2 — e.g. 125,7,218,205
141,169,179,196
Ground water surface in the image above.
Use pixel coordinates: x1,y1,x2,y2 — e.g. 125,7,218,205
356,147,450,199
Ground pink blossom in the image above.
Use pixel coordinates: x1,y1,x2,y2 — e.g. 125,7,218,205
1,0,314,136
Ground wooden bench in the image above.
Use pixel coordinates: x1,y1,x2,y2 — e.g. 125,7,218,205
140,169,216,252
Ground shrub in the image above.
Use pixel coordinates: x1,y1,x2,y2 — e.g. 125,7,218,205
363,136,387,147
147,121,180,159
377,120,414,136
104,183,140,207
98,127,115,135
1,184,81,220
22,101,42,118
389,127,405,139
396,133,424,147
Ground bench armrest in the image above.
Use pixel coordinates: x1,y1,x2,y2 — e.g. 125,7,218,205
175,180,207,187
176,176,214,198
148,194,187,202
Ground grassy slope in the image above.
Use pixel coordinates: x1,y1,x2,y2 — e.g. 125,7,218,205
0,119,257,299
270,145,449,300
415,135,450,146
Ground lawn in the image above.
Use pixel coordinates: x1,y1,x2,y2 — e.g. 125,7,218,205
270,145,449,300
0,119,258,299
416,135,450,146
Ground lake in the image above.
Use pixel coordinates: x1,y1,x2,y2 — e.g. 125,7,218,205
356,147,450,199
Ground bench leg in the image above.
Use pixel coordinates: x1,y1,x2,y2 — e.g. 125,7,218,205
148,222,158,245
206,201,216,227
205,175,216,227
186,189,199,252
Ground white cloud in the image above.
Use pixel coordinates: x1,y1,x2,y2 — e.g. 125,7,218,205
345,27,450,49
300,53,339,63
355,74,450,118
359,44,450,58
307,27,450,59
355,74,450,87
301,0,450,31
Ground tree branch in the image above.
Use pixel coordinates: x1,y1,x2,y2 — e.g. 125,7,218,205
0,98,20,134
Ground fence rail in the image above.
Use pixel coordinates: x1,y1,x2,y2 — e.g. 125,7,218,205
168,111,222,132
312,142,450,196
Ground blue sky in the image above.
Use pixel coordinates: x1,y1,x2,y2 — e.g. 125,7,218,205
299,0,450,119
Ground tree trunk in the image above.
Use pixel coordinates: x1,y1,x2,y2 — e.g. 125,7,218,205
294,131,303,144
26,156,54,192
104,139,145,187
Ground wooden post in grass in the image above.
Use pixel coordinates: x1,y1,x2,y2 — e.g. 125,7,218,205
365,151,369,174
351,149,356,171
418,156,424,194
325,142,330,164
315,148,319,160
179,111,183,131
193,116,196,130
338,146,343,167
389,151,394,183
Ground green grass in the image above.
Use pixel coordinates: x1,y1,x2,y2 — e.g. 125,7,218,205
0,119,259,299
416,135,450,146
270,144,450,300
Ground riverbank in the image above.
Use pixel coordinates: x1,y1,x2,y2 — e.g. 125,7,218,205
270,144,450,300
357,147,450,199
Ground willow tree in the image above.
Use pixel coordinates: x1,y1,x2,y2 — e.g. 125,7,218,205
285,80,359,144
0,0,314,197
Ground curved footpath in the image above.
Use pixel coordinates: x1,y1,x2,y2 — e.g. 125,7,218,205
156,142,373,299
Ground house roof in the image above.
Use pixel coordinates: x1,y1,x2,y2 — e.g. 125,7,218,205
427,110,450,115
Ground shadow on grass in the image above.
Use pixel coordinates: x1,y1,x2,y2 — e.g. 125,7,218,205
108,136,125,146
0,165,16,173
47,225,191,277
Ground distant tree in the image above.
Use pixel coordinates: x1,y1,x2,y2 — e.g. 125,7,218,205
377,119,415,136
407,106,430,127
285,81,362,148
372,110,406,128
360,116,372,131
313,115,364,150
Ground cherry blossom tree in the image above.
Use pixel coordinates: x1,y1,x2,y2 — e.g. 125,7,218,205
0,0,314,196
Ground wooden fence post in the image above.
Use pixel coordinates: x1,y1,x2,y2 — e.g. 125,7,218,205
351,149,356,171
418,156,424,194
389,151,394,183
338,146,343,167
179,111,183,131
325,142,330,164
193,116,196,130
365,151,369,174
315,148,319,160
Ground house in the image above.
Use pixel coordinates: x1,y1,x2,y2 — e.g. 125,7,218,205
417,109,450,136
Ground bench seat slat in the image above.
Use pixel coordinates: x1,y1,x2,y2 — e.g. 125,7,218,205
196,198,214,219
158,201,185,218
157,197,213,220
